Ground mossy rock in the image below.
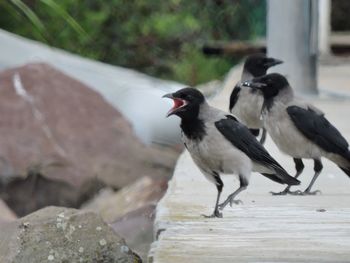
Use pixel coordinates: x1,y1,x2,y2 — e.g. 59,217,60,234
0,206,141,263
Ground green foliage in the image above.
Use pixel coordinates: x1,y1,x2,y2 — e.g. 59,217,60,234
0,0,266,85
172,45,233,85
2,0,87,43
8,0,46,42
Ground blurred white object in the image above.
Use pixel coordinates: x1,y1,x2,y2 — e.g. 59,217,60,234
0,29,184,145
268,0,318,95
318,0,331,56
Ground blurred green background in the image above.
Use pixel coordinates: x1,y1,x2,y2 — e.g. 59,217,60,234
0,0,266,85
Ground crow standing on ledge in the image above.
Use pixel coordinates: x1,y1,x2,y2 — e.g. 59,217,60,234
163,87,300,218
230,54,283,144
243,73,350,195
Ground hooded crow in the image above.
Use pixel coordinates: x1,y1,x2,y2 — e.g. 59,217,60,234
243,73,350,195
230,54,283,144
163,87,300,217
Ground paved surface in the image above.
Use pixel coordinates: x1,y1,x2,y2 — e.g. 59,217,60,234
148,62,350,263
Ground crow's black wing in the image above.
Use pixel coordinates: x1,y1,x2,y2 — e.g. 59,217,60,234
229,84,241,111
216,116,278,166
287,106,349,157
215,116,299,185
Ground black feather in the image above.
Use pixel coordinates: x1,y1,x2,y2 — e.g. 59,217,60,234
229,85,241,111
181,118,206,141
215,116,300,185
249,128,260,137
261,173,285,184
225,115,238,121
287,106,349,157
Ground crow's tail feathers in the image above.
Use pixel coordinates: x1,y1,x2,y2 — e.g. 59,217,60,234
345,151,350,162
339,166,350,178
338,150,350,178
265,164,300,186
261,173,285,184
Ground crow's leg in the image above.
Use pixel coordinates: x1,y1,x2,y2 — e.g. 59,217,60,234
202,173,223,218
260,128,267,145
218,176,248,210
301,159,322,195
271,158,304,195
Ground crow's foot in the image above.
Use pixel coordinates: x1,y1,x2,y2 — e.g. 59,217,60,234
218,198,242,210
270,189,297,195
277,189,321,196
301,189,322,195
201,210,222,218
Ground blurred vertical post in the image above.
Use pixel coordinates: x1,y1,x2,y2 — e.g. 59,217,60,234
267,0,319,95
318,0,331,56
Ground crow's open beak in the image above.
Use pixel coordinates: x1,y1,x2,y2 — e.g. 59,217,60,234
162,93,188,117
162,93,174,99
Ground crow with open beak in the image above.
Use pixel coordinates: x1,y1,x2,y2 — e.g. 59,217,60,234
243,73,350,195
163,87,300,217
230,54,283,144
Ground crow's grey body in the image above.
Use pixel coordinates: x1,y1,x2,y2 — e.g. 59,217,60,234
182,102,299,215
263,89,348,165
183,103,252,183
248,73,350,194
263,100,323,159
183,102,278,182
230,55,283,143
231,87,264,129
230,71,264,130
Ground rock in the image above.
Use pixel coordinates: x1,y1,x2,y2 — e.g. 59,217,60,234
0,199,16,222
83,176,168,260
111,205,156,261
0,63,179,215
2,173,106,217
83,176,167,222
0,206,141,263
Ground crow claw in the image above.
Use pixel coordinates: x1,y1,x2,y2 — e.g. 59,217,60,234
229,199,243,207
218,198,242,210
270,189,301,195
201,210,222,218
273,189,322,196
302,189,322,195
288,190,304,195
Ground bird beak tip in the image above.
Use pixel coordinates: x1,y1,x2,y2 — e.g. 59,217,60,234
274,59,283,65
266,58,283,67
162,93,173,99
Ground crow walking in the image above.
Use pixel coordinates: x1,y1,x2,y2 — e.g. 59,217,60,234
163,87,299,217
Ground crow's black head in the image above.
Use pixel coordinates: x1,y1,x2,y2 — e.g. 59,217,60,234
163,87,205,119
244,54,283,77
242,73,290,100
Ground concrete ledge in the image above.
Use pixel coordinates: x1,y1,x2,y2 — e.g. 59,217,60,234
149,151,350,262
